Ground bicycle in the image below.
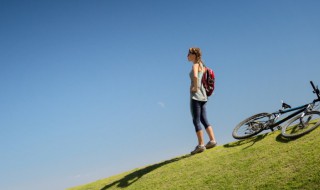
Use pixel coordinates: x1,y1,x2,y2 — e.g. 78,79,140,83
232,81,320,139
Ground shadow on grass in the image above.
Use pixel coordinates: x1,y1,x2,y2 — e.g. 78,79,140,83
275,124,318,143
100,154,191,190
275,133,300,143
223,133,268,149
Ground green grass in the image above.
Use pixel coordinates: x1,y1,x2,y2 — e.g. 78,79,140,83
68,127,320,190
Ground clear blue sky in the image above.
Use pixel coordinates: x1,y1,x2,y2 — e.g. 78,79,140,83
1,0,320,189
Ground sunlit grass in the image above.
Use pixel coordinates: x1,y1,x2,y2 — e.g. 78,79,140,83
68,127,320,190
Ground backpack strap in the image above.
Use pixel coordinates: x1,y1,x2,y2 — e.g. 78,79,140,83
199,62,206,72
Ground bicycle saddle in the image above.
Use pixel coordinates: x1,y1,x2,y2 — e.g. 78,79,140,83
282,102,292,109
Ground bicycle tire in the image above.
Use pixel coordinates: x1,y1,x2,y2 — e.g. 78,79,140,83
281,110,320,138
232,112,270,139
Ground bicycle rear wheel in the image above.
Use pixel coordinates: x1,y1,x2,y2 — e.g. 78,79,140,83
281,110,320,138
232,113,270,139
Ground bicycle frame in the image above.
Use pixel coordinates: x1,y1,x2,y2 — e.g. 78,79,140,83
233,81,320,140
268,104,310,130
265,81,320,130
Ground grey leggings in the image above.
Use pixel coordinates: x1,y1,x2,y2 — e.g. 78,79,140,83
190,99,211,132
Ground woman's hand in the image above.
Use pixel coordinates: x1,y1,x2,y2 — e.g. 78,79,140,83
191,86,198,93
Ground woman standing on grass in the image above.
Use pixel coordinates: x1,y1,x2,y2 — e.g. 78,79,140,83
187,47,217,155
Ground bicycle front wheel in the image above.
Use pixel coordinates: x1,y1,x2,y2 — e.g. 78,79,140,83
281,110,320,138
232,112,270,139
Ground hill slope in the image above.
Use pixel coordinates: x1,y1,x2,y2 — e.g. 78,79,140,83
68,128,320,190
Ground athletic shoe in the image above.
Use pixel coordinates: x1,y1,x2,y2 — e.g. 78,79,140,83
191,145,206,155
205,141,217,149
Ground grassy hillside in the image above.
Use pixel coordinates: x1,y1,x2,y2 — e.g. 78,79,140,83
68,128,320,190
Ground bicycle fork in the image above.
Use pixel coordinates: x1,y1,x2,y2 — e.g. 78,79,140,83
299,112,313,129
298,104,314,129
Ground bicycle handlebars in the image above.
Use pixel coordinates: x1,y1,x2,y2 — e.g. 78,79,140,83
310,81,320,101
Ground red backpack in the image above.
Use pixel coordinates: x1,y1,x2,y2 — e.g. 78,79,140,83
202,67,215,96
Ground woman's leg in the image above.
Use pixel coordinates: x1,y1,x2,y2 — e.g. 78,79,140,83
196,130,204,146
206,126,216,142
199,102,216,142
191,99,204,145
